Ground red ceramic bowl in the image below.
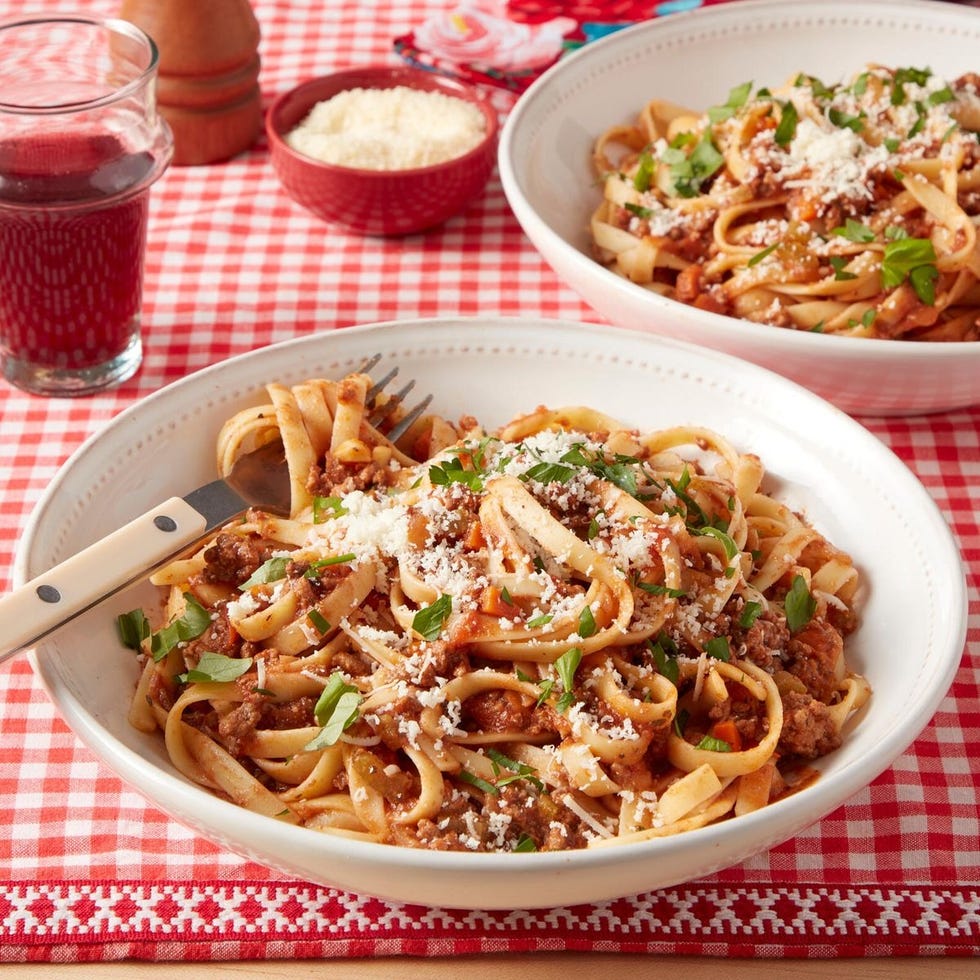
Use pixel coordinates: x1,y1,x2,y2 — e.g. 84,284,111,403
266,66,499,236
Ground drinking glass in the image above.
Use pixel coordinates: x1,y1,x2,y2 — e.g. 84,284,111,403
0,16,174,396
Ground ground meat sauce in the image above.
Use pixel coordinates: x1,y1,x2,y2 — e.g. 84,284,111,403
142,401,867,854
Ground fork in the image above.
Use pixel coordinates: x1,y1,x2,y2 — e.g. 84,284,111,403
0,357,431,664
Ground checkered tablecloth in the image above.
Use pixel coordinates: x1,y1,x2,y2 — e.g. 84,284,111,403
1,0,978,963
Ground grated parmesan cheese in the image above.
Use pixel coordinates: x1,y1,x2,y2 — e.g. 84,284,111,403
286,85,487,171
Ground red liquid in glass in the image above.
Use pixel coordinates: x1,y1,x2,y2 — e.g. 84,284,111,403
0,132,155,371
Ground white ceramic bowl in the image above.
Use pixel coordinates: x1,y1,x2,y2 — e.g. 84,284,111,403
498,0,980,416
18,318,966,909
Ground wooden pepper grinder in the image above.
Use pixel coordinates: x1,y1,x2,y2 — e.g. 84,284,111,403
120,0,262,165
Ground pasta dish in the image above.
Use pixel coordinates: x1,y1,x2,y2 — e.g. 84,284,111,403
118,368,870,852
590,65,980,341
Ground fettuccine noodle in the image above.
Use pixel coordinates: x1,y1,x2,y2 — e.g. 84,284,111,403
590,65,980,341
120,369,870,852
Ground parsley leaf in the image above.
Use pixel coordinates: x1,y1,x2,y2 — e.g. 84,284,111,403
738,600,763,628
116,608,151,650
429,455,484,491
304,553,356,576
832,219,875,243
312,495,347,523
304,673,362,750
704,636,731,662
624,202,653,219
178,650,253,684
774,100,798,147
636,580,686,599
829,256,858,281
664,134,724,198
828,107,865,132
632,149,655,192
707,80,753,123
554,646,583,713
577,606,597,638
412,594,453,641
784,574,816,633
695,734,733,752
748,242,779,267
307,608,330,635
692,525,738,561
149,594,211,662
239,556,289,590
459,770,499,795
648,635,679,685
880,237,938,304
487,748,544,792
523,460,576,485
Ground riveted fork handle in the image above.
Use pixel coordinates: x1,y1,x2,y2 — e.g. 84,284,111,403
0,496,208,665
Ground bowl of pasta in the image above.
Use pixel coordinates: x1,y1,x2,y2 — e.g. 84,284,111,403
16,317,966,909
498,0,980,415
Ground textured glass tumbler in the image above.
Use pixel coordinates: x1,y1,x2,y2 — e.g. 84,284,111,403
0,17,174,396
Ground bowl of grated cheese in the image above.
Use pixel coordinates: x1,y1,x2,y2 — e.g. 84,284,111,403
267,65,498,236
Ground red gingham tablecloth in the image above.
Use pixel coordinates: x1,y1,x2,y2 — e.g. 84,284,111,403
1,0,978,963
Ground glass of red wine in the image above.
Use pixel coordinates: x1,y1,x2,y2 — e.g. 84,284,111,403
0,16,174,396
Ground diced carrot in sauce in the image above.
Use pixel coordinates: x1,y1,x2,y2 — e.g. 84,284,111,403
479,585,513,617
464,520,485,551
710,719,743,752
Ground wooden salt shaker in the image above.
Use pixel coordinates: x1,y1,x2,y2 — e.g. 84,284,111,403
120,0,261,165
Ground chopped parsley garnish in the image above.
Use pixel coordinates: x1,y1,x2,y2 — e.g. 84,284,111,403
695,734,733,752
829,256,857,281
429,455,484,491
632,149,655,192
577,606,597,638
784,574,816,633
832,219,875,243
891,67,932,106
703,636,731,662
116,608,150,650
828,107,865,133
774,100,798,147
514,834,538,853
794,72,834,100
624,201,654,220
662,134,724,198
636,580,687,599
459,769,499,796
487,748,544,792
738,600,763,629
304,673,362,750
178,650,253,684
748,242,779,267
648,635,679,685
522,460,576,485
304,553,356,576
559,443,649,499
239,556,289,590
692,525,738,561
116,593,212,662
412,594,453,641
554,646,583,713
307,608,330,635
527,613,554,629
707,80,754,123
879,237,938,304
312,495,347,523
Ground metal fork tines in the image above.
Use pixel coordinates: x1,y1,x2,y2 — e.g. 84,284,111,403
357,354,433,444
